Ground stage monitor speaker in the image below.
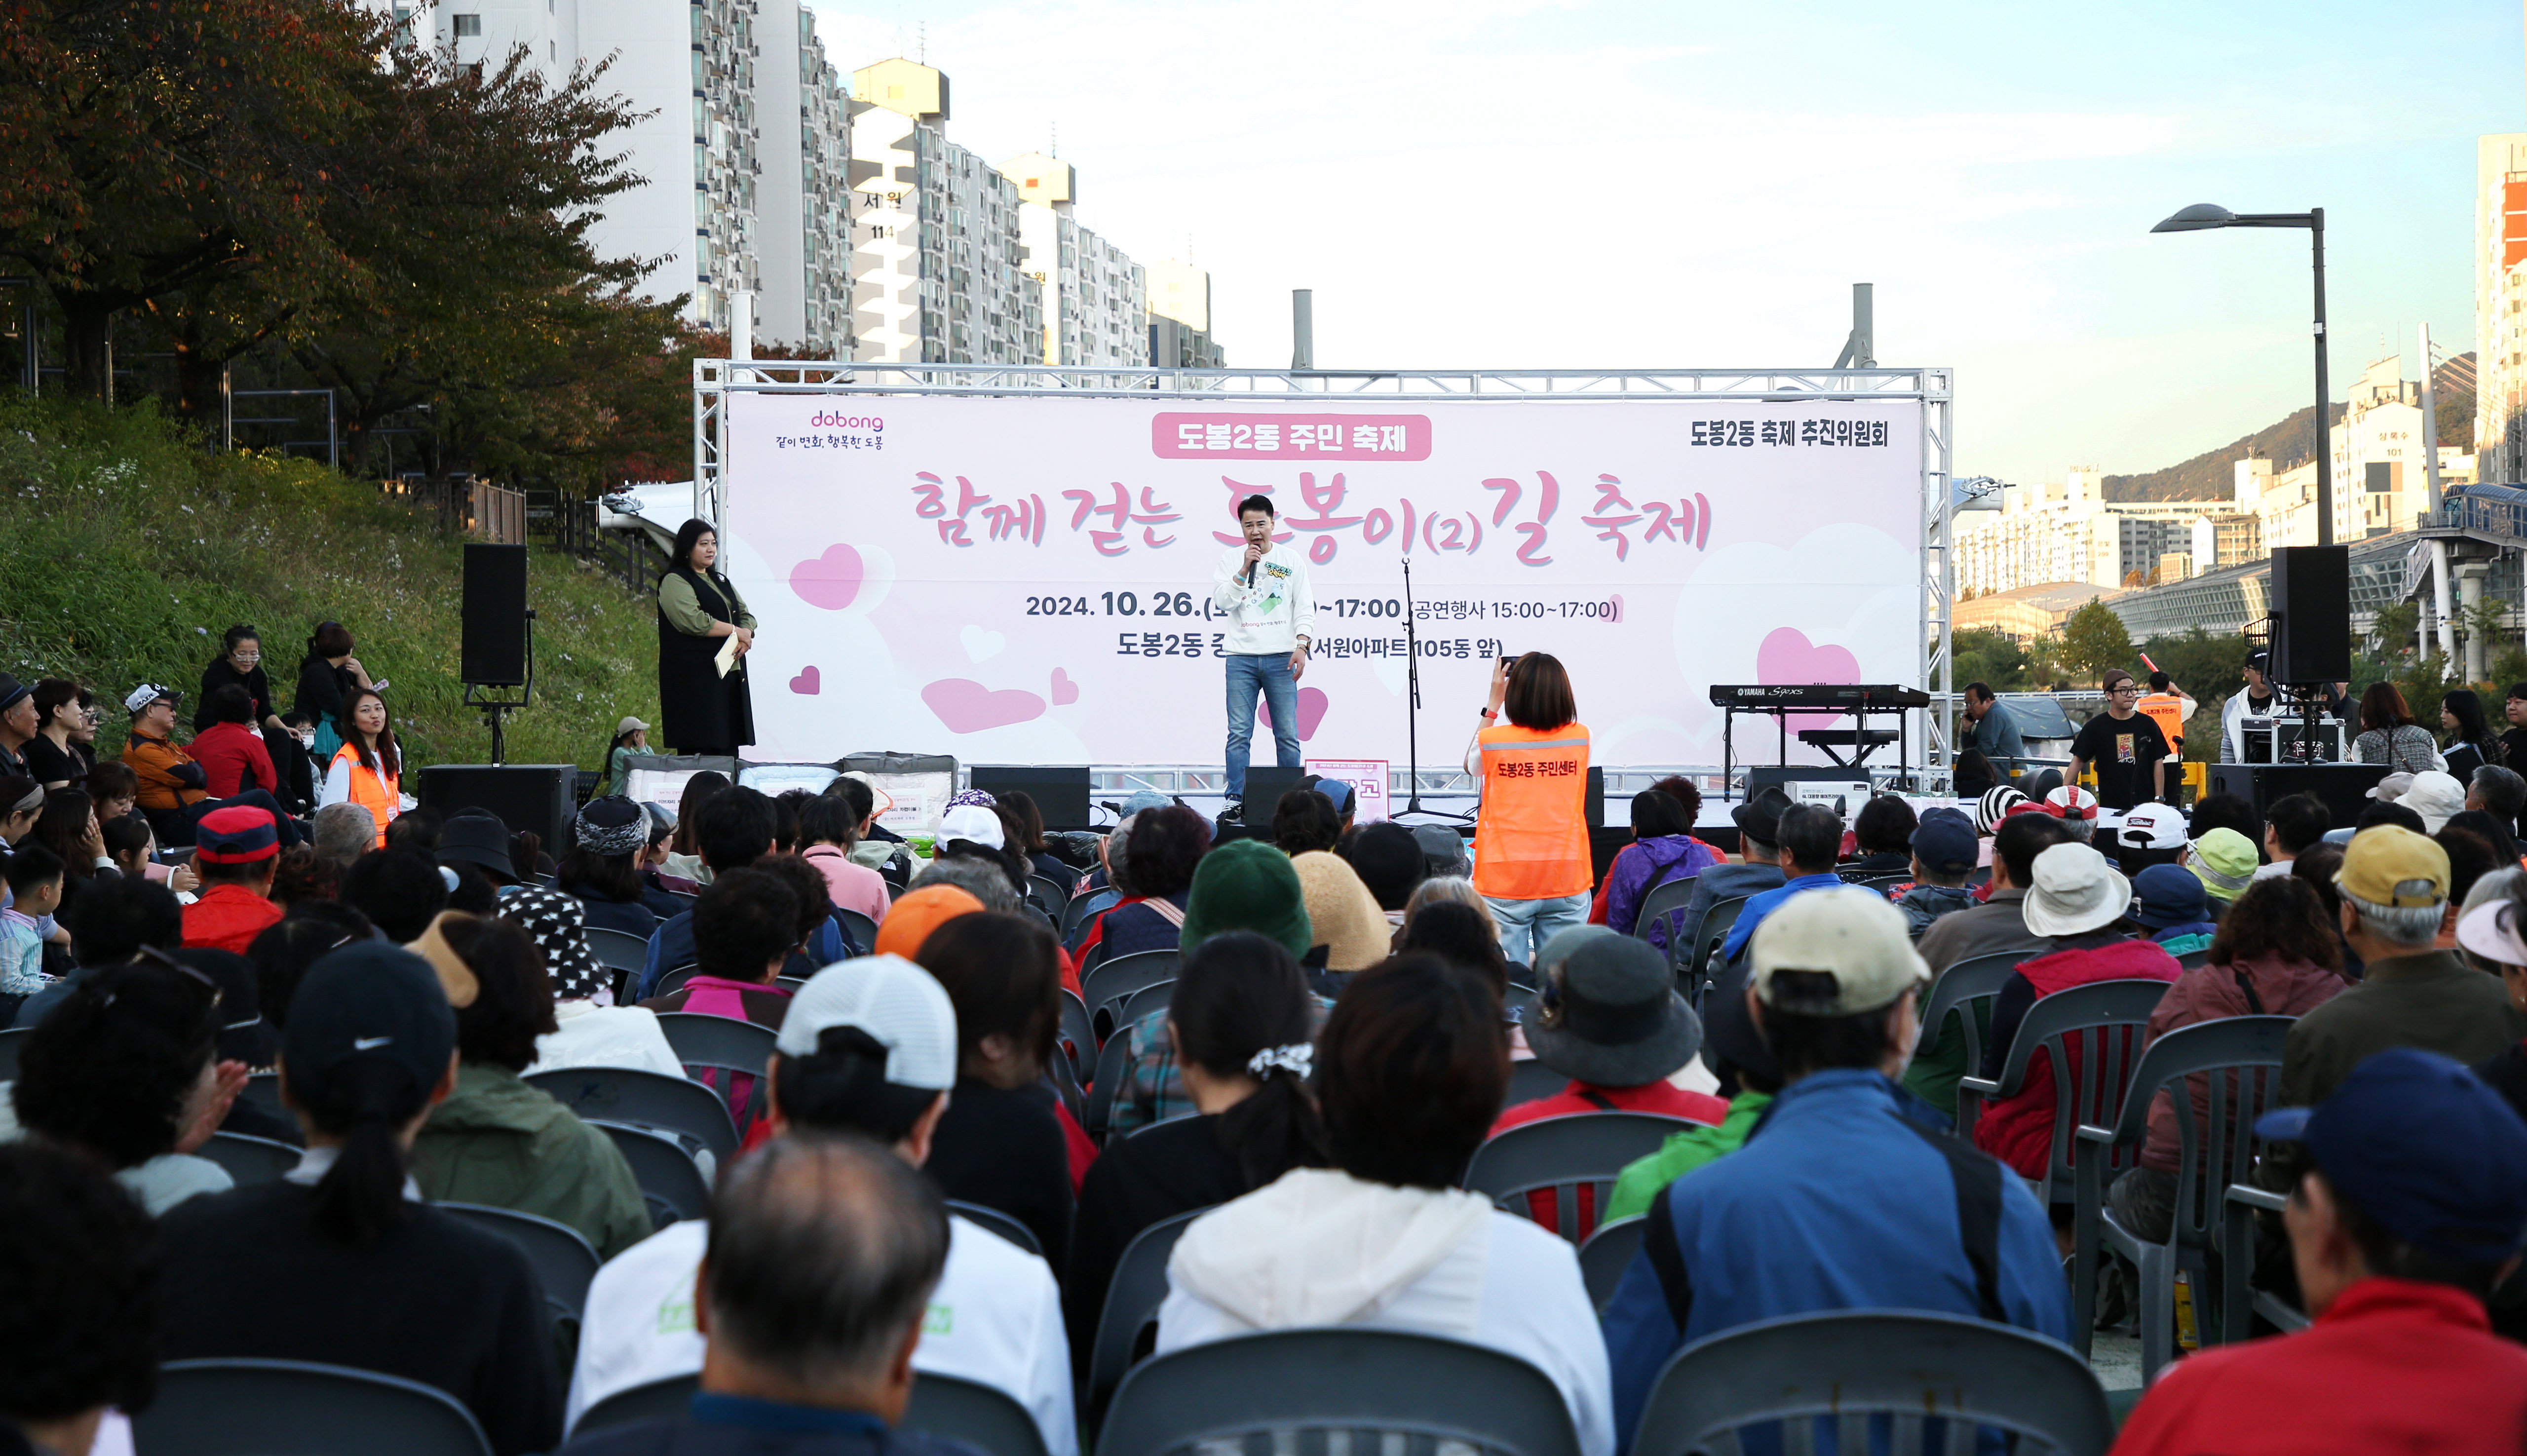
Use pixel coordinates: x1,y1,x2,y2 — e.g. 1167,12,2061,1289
1241,766,1310,819
2204,763,2387,830
461,543,531,687
1587,766,1606,828
417,764,575,859
2269,545,2350,685
968,765,1092,831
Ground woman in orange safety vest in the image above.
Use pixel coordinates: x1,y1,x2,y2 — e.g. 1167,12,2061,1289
320,687,402,847
1465,652,1593,965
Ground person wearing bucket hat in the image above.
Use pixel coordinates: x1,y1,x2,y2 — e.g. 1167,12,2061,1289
1666,786,1792,972
507,882,687,1081
2113,1049,2527,1456
1606,938,1784,1222
1602,888,2068,1440
1905,813,2076,1119
153,941,566,1456
1970,843,2180,1180
2186,826,2259,908
2130,862,2218,957
435,810,518,888
2401,770,2468,836
1494,928,1723,1138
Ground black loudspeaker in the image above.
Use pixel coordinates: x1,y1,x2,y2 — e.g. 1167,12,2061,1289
2204,763,2388,830
2269,545,2350,685
461,543,531,687
416,764,575,858
1242,766,1309,818
968,765,1092,831
1586,766,1606,828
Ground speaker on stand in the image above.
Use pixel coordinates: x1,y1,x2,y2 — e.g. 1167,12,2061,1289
2265,544,2351,764
460,543,535,764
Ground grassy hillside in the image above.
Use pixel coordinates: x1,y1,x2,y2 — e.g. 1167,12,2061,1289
0,397,660,775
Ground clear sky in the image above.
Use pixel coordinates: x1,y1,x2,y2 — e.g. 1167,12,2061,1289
800,0,2523,491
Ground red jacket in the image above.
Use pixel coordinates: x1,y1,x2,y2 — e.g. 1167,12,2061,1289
2111,1279,2527,1456
182,883,283,956
1972,938,2180,1178
2138,952,2346,1172
190,721,277,800
1490,1081,1728,1238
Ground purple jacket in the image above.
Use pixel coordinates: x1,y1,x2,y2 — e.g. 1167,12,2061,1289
1605,835,1725,949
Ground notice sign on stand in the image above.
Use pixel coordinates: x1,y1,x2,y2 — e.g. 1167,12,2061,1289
1305,759,1390,823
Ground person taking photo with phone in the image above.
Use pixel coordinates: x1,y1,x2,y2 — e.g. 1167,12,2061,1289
1211,494,1314,820
1465,652,1593,965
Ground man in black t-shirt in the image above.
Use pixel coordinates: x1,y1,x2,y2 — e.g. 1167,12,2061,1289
2501,684,2527,773
2068,669,2171,810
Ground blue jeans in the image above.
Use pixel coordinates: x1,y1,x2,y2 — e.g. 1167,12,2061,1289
1483,890,1590,970
1224,652,1300,799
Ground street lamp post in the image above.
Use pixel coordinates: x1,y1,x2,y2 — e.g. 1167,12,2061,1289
2152,203,2331,545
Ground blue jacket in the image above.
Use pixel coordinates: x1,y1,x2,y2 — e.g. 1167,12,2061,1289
638,905,858,1000
1600,1070,2070,1451
1718,872,1846,964
1962,703,2027,762
1669,861,1785,974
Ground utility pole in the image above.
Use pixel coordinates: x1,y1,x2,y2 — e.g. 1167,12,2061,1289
1833,283,1875,368
1291,289,1314,372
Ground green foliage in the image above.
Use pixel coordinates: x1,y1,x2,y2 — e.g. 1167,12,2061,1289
0,396,656,770
1950,628,2029,695
2060,599,2134,685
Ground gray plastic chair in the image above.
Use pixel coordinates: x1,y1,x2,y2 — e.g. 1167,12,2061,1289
1063,886,1121,943
1046,1042,1088,1130
1506,1056,1570,1107
2070,1015,2290,1376
655,1012,777,1080
1083,1020,1137,1141
1115,979,1172,1033
2174,947,2212,969
0,1025,28,1081
1057,988,1094,1076
1081,949,1179,1043
1690,896,1751,987
1096,1327,1582,1456
1578,1213,1646,1314
948,1199,1044,1259
1461,1111,1696,1243
1086,1207,1208,1431
1912,949,2026,1073
653,963,701,999
906,1371,1048,1456
574,1372,696,1434
1631,876,1700,958
197,1132,303,1186
1629,1309,2113,1456
834,907,880,956
583,926,651,975
134,1357,493,1456
1955,978,2173,1204
1028,874,1072,920
438,1202,600,1323
525,1066,738,1162
2221,1183,2313,1337
592,1119,712,1226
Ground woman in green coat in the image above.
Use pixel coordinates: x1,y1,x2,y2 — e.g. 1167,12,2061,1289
655,518,757,757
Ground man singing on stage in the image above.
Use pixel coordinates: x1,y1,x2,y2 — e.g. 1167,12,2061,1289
1212,494,1314,820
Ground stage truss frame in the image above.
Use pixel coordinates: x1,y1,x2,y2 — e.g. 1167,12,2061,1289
692,361,1958,777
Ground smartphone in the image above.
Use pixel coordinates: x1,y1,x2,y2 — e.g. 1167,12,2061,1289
1499,653,1520,669
370,677,390,692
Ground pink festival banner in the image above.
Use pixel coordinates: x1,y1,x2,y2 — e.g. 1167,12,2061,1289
720,393,1924,767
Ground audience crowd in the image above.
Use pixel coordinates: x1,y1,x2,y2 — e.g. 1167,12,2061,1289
9,650,2527,1456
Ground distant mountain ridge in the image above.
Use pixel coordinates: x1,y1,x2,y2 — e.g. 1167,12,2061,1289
2100,352,2476,504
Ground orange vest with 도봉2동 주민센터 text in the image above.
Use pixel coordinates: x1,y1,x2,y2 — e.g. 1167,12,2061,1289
1471,721,1593,901
329,742,399,847
2137,692,2187,749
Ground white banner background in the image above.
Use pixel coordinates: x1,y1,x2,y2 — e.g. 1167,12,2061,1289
719,393,1924,767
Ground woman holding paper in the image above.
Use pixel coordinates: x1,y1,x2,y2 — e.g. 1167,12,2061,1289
655,518,757,757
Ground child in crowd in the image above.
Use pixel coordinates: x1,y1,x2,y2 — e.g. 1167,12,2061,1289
1,845,65,1004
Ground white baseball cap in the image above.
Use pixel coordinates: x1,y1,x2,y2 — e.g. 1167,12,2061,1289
1750,886,1929,1016
774,954,959,1091
939,803,1005,850
2115,802,2187,851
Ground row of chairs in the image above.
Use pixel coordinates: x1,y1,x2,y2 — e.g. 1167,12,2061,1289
134,1309,2118,1456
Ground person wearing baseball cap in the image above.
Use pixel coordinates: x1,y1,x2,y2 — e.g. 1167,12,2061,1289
2129,862,2218,958
1665,786,1791,976
603,716,649,793
1602,889,2068,1443
153,942,565,1456
179,805,286,955
1907,812,2075,1118
1888,808,1980,941
1971,843,2180,1180
2114,1049,2527,1456
566,953,1079,1456
2042,784,2099,843
2109,800,2189,878
2220,649,2281,765
2255,831,2525,1203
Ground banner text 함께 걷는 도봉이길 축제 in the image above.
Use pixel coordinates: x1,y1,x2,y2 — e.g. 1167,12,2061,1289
718,392,1923,767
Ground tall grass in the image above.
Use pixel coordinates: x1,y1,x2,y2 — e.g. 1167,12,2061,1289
0,397,660,773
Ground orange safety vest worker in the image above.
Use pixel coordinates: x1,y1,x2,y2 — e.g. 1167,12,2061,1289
1470,721,1594,901
327,743,400,847
2137,692,2189,751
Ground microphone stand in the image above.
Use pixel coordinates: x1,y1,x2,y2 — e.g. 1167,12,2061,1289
1393,555,1471,825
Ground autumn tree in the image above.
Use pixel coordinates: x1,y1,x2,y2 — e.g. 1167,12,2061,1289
2061,598,2134,685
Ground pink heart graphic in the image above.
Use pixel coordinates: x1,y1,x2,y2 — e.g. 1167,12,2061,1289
1755,627,1859,722
1049,668,1079,706
922,678,1047,733
790,543,864,610
789,665,820,695
1255,687,1331,741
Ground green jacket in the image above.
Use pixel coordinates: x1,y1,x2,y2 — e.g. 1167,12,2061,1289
413,1061,653,1261
1902,993,1993,1120
1604,1091,1773,1223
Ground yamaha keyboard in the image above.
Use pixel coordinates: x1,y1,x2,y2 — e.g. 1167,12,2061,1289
1708,684,1932,710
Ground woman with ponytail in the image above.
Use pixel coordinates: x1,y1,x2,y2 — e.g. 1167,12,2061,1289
1063,930,1329,1385
152,942,564,1456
